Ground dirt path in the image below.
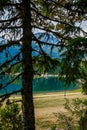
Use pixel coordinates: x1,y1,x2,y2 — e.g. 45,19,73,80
34,92,86,99
35,92,86,118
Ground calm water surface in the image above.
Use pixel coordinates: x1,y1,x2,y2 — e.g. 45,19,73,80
0,75,79,95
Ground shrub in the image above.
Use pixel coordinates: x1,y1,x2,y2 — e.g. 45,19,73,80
0,101,23,130
54,98,87,130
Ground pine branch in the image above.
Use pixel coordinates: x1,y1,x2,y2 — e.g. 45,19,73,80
0,40,20,52
32,48,42,55
32,33,66,47
0,14,21,23
0,61,21,75
0,2,21,7
0,89,21,99
31,7,73,27
0,25,22,30
0,73,22,91
32,25,69,40
0,52,21,68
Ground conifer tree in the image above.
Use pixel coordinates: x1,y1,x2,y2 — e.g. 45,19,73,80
0,0,87,129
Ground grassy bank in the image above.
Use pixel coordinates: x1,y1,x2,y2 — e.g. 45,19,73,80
10,89,86,130
34,90,86,130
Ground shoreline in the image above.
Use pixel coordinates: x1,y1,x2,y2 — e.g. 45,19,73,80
10,88,82,99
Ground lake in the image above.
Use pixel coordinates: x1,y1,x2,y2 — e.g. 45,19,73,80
0,75,79,95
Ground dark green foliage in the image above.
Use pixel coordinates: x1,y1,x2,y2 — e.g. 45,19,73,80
82,80,87,94
36,0,52,16
50,125,57,130
68,37,87,49
59,37,87,88
0,0,10,3
33,55,59,74
76,0,87,9
80,110,87,130
0,102,23,130
80,61,87,94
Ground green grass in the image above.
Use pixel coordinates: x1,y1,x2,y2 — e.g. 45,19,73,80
71,88,82,92
34,88,82,95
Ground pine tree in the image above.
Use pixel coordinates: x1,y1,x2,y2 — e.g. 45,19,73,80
0,0,87,130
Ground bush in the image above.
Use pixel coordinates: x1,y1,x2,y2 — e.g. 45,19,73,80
0,101,23,130
54,98,87,130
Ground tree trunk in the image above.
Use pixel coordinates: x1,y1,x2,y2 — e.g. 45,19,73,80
21,0,35,130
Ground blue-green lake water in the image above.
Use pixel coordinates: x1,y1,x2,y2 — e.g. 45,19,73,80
0,75,79,95
0,34,79,95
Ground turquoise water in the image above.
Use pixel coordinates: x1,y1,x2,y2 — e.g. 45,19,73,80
33,77,78,93
0,75,78,95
